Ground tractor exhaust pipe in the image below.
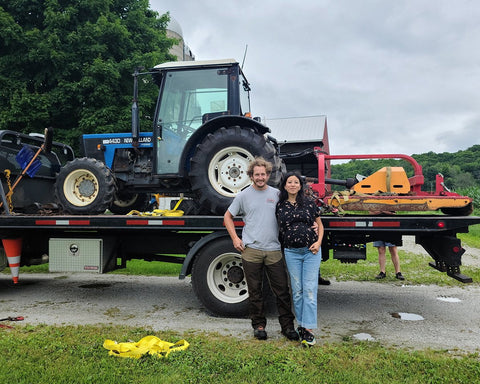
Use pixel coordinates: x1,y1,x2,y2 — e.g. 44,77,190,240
131,68,142,148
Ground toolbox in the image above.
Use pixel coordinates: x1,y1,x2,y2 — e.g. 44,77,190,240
49,238,114,273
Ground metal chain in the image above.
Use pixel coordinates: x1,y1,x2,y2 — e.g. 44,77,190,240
4,170,13,212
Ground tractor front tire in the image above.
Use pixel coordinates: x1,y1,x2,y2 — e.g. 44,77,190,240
55,157,116,215
109,192,150,215
189,126,284,215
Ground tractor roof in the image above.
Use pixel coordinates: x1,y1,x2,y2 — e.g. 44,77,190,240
153,58,238,71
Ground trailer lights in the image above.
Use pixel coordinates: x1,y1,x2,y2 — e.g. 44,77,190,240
436,221,446,229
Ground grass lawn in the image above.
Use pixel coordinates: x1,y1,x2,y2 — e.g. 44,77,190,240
0,325,479,384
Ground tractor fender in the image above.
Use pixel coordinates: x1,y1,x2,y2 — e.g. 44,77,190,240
179,115,271,177
179,231,233,279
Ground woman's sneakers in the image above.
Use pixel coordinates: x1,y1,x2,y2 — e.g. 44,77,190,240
297,326,316,347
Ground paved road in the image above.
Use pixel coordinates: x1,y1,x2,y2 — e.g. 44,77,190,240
1,272,479,352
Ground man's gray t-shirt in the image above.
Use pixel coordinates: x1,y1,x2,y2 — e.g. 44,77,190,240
227,185,280,251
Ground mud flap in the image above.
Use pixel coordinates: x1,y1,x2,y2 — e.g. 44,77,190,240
417,235,472,283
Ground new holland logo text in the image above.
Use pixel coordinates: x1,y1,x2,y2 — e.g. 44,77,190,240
102,137,152,145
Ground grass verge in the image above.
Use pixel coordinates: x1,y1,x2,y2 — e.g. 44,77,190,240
0,325,479,384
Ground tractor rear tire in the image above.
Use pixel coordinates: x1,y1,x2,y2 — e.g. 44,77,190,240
189,126,284,215
55,157,116,215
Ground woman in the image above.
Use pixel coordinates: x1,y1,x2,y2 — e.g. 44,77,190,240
276,171,324,346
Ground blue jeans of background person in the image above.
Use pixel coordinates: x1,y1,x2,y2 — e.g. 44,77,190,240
284,246,321,330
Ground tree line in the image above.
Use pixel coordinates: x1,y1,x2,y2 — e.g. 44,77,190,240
0,0,174,149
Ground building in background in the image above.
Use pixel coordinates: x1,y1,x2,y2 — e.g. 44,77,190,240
265,115,328,178
167,16,195,61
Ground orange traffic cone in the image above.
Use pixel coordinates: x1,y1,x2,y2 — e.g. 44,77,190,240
2,238,22,284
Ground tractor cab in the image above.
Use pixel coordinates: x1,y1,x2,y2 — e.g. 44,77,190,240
150,59,251,174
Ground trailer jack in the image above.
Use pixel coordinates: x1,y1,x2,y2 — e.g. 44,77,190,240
417,235,472,283
428,261,473,283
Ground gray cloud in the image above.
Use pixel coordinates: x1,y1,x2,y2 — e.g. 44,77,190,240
150,0,480,155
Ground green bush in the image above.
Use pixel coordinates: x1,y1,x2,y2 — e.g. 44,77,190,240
457,186,480,211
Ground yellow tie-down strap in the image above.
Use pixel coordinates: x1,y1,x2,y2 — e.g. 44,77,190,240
127,198,185,217
103,335,189,359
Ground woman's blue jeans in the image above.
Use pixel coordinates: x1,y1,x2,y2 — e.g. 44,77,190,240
284,247,321,329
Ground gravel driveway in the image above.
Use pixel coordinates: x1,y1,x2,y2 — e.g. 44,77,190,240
1,268,479,353
1,235,479,352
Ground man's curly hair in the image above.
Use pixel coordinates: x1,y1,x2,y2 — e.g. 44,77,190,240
247,157,273,177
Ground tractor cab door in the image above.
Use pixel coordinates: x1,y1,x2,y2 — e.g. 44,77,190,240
154,67,231,174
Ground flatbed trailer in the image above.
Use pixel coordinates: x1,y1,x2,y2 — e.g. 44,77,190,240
1,213,479,317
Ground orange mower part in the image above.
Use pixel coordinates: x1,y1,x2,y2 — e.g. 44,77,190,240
328,195,473,215
352,167,410,194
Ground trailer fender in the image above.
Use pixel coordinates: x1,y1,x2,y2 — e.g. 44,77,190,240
180,231,230,279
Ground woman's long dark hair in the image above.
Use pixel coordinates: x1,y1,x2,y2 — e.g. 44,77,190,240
278,171,306,206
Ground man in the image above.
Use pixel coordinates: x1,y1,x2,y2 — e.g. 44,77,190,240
224,157,298,341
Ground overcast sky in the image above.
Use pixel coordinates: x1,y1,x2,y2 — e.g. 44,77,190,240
149,0,480,156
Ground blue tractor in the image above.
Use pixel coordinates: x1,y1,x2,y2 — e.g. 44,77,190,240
54,59,285,215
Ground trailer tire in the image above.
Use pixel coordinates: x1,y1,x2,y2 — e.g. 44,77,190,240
191,237,249,317
189,126,284,215
55,157,116,215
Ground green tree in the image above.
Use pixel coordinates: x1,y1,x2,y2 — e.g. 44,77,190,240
452,172,476,189
0,0,175,150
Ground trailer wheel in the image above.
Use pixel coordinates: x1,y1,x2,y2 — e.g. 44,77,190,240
109,193,149,215
189,126,284,215
55,157,116,214
191,237,249,317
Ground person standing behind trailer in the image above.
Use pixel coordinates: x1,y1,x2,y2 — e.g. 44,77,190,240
369,211,405,280
374,240,405,280
223,157,299,342
276,171,324,347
